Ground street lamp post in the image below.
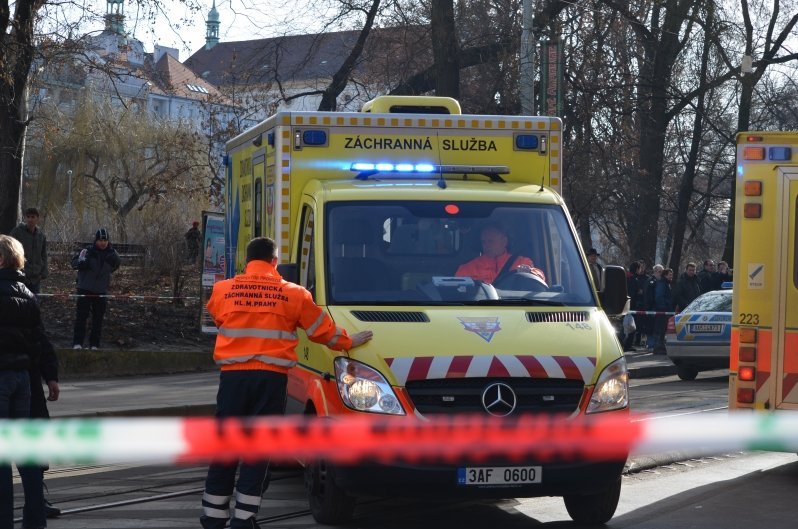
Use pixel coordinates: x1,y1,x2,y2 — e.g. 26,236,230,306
66,170,73,210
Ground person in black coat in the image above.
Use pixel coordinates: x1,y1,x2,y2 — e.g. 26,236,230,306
672,262,702,312
0,235,51,528
652,268,674,354
20,336,61,522
71,228,121,350
624,261,648,350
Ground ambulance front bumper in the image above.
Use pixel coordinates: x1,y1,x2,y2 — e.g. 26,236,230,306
331,458,626,499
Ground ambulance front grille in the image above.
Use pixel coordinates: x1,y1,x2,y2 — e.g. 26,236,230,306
405,377,584,415
526,311,589,323
351,310,429,322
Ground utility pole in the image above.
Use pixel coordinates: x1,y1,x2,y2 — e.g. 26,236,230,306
520,0,535,115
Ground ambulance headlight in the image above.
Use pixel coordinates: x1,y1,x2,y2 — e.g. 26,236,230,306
586,357,629,414
334,357,405,415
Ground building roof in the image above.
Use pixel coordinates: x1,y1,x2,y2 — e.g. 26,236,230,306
151,51,223,100
184,27,432,90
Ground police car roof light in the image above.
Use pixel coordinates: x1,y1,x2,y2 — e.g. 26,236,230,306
721,281,733,289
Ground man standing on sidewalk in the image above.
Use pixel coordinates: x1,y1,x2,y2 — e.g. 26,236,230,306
10,207,48,295
71,228,121,350
200,237,373,529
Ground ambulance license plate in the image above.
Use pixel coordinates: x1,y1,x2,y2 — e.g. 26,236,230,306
457,466,542,486
689,323,722,333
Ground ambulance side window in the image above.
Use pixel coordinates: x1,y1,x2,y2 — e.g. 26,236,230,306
298,204,316,298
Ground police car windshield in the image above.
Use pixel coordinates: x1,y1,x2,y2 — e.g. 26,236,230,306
684,291,732,313
325,201,595,306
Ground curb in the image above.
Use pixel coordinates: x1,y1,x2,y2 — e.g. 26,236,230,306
627,363,678,379
57,347,215,378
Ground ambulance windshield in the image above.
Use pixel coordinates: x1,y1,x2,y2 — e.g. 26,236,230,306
325,201,595,306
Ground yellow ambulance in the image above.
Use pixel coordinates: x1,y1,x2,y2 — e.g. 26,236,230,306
730,132,798,411
224,96,630,524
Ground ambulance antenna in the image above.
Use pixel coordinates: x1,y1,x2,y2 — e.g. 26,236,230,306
436,132,447,188
437,171,447,189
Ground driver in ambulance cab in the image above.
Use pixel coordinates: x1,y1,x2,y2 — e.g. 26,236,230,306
455,224,546,285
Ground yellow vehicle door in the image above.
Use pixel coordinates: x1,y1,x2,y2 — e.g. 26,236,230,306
777,168,798,408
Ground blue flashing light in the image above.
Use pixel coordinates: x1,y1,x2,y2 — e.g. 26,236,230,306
721,282,733,289
769,147,791,161
516,134,539,150
303,130,327,145
350,162,440,174
267,132,275,146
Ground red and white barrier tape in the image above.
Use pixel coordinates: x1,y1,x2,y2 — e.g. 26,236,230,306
1,412,797,465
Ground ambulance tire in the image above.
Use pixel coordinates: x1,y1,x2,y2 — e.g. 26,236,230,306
676,365,699,381
305,459,356,524
563,477,621,525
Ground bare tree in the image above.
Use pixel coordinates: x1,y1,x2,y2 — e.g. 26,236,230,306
0,0,204,234
36,93,210,241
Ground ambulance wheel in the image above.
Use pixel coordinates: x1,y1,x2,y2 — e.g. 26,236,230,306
563,477,621,525
305,459,356,524
676,366,699,381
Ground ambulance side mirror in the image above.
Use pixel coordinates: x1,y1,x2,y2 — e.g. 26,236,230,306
277,263,298,284
599,265,628,316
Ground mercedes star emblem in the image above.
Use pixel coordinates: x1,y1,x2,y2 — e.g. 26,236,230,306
481,382,518,416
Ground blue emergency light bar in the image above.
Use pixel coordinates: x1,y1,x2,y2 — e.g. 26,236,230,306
350,163,509,175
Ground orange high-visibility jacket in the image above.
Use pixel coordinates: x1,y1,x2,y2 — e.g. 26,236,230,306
455,252,546,285
206,260,353,373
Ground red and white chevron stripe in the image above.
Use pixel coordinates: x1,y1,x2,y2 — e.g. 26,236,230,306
384,355,598,386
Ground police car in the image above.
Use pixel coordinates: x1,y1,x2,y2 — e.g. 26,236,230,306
665,285,732,380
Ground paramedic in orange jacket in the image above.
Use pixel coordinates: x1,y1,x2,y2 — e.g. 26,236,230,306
200,237,373,529
455,224,546,284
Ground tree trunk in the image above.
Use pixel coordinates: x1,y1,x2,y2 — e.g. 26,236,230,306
669,1,714,271
431,0,460,98
317,0,382,111
0,0,38,234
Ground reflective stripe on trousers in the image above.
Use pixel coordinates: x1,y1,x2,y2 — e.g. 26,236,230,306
233,489,261,521
202,491,230,519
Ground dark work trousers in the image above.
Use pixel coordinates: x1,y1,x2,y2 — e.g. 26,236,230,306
653,315,669,354
72,289,107,348
201,370,288,529
0,370,31,529
18,379,50,529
